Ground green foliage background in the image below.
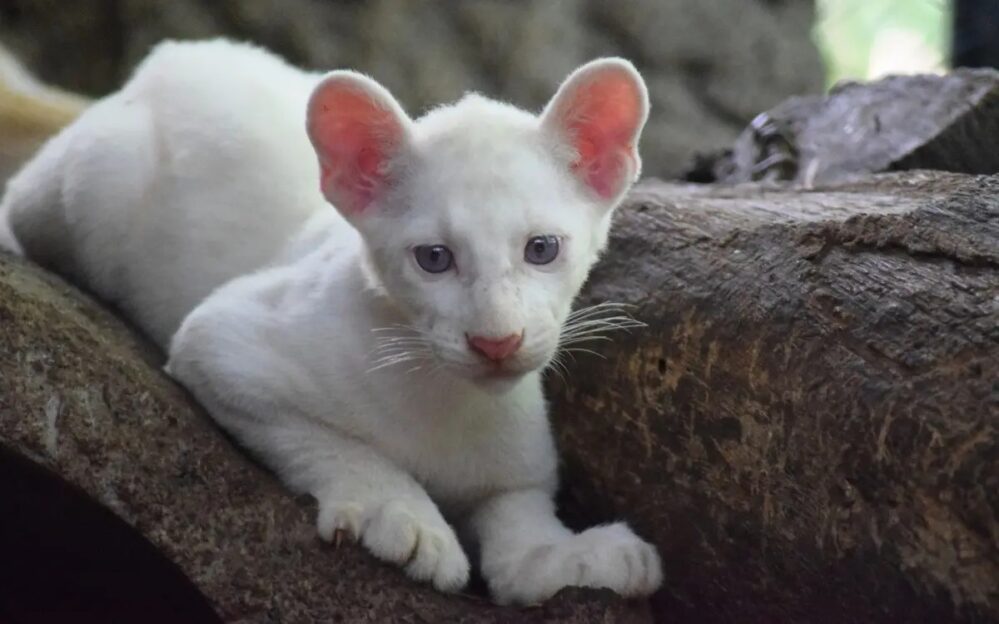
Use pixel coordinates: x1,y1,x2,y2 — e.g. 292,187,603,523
814,0,951,87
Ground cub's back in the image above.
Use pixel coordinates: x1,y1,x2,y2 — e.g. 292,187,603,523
6,39,332,348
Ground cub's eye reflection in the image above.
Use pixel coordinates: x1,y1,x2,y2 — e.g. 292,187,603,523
525,235,559,265
414,245,453,273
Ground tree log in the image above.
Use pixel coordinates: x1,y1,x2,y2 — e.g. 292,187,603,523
550,171,998,623
689,70,999,185
0,254,652,623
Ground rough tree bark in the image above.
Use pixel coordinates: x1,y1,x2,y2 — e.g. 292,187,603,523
550,171,998,623
689,69,999,186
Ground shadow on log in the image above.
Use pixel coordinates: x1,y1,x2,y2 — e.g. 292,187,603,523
0,254,652,623
551,171,998,623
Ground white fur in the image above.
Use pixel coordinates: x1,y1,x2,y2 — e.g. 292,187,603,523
4,39,661,604
0,41,88,256
0,208,18,255
2,40,322,346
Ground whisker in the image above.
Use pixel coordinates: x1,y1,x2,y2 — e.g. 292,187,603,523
368,351,420,364
372,334,427,341
562,347,607,359
550,301,645,367
371,337,427,346
372,340,428,352
565,301,635,321
559,325,643,340
559,322,645,340
558,335,613,345
367,359,415,374
561,316,646,332
544,353,568,385
373,343,424,355
371,323,432,337
555,355,571,382
371,350,418,362
367,323,441,375
372,336,428,344
562,315,646,328
426,361,448,379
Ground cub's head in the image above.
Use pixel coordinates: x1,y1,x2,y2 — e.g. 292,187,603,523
306,59,648,386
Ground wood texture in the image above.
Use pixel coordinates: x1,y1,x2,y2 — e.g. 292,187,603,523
693,70,999,185
551,172,998,623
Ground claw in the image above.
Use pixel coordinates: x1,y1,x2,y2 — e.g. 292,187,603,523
333,528,348,549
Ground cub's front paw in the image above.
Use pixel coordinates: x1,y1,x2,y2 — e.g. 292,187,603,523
318,499,469,592
488,522,662,605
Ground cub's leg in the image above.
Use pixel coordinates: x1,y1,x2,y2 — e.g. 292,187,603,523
167,279,469,592
468,488,662,605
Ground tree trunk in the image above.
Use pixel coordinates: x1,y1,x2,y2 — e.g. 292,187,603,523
550,171,998,623
691,69,999,186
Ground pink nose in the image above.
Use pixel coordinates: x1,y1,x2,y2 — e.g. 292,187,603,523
467,332,524,362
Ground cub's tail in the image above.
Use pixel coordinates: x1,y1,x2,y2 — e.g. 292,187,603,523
0,41,89,254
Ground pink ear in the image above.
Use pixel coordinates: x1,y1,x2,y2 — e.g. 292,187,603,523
306,72,410,216
542,59,649,201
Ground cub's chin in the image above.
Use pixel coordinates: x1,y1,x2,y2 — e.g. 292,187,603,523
471,375,523,395
452,359,538,393
477,355,560,393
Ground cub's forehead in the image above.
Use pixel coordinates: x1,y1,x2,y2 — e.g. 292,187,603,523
413,92,541,138
412,94,557,162
395,94,587,231
404,142,576,225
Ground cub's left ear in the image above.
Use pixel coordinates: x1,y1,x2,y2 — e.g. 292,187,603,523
541,58,649,205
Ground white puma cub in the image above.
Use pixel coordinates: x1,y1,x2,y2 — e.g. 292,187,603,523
2,39,662,605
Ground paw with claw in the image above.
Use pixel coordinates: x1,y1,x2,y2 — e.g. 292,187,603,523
318,499,470,592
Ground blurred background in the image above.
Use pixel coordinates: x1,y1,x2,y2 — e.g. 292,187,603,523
0,0,993,179
816,0,949,85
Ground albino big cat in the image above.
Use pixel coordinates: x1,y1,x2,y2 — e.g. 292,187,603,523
0,39,662,604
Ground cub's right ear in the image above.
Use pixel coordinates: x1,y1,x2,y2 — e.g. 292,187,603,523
306,72,412,219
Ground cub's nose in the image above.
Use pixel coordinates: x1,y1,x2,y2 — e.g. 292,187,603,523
467,332,524,362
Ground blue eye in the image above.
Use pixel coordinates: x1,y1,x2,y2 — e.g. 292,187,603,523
414,245,453,273
525,235,559,265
